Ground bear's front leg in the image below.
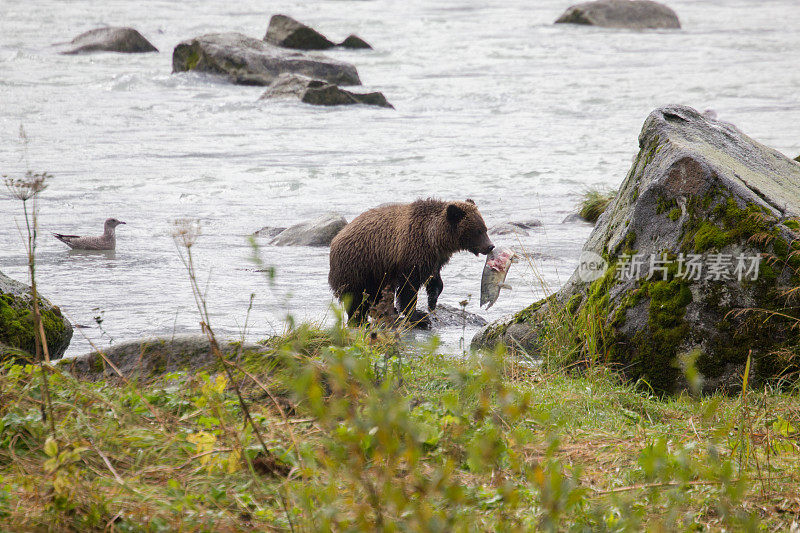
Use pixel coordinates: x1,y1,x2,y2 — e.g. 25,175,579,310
425,271,444,311
344,291,371,326
397,280,430,329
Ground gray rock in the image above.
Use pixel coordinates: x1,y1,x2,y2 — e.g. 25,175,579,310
265,14,336,50
271,213,348,246
562,212,590,224
172,33,361,87
555,0,681,30
474,105,800,393
428,304,488,328
264,15,372,50
260,73,392,108
302,83,392,108
254,226,287,238
489,220,542,236
61,27,158,54
62,335,271,380
1,270,73,360
340,35,372,50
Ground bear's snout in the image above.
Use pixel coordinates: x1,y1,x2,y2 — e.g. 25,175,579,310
472,235,494,256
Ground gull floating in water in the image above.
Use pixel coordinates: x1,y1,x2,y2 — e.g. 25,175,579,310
53,218,126,250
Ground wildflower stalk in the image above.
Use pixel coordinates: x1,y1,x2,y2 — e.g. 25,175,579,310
5,170,57,439
172,220,271,456
174,221,298,531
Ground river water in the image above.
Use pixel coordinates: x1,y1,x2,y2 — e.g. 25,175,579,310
1,0,799,357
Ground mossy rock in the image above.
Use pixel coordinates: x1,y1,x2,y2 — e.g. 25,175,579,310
1,271,73,362
474,105,800,394
172,33,361,87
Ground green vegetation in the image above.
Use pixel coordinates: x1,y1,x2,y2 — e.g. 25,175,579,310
1,324,799,531
578,189,617,223
0,293,68,361
683,195,773,254
667,207,681,221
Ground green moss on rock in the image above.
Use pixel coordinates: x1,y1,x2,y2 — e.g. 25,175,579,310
684,195,775,253
784,219,800,231
0,291,70,362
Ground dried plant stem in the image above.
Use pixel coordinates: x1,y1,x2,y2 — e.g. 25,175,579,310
23,193,57,440
174,227,297,533
174,238,271,456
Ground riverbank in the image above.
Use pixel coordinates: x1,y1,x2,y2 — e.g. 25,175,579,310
1,323,798,530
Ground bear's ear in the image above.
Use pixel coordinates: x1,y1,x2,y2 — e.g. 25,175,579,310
466,198,475,205
446,203,466,224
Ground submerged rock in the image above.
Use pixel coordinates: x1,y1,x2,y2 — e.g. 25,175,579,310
489,220,542,236
562,212,591,224
264,15,372,50
63,335,271,380
172,33,361,87
1,271,73,361
265,14,336,50
555,0,681,30
428,304,488,328
260,73,392,108
474,105,800,393
253,226,287,238
339,35,372,50
61,27,158,54
271,213,348,246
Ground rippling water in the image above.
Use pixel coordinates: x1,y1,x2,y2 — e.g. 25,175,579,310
1,0,799,357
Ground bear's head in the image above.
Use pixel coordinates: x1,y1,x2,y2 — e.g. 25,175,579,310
446,199,494,256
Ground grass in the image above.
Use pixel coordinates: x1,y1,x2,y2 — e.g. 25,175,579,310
1,326,799,531
579,189,617,223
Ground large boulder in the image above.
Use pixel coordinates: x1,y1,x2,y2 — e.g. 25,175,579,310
474,105,800,393
172,33,361,87
270,213,348,246
264,15,372,50
259,73,392,108
1,271,73,361
61,27,158,54
62,335,271,380
555,0,681,30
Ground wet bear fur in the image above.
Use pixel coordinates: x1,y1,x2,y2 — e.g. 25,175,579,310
328,198,494,325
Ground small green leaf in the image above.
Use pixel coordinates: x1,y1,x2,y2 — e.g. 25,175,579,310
44,437,58,458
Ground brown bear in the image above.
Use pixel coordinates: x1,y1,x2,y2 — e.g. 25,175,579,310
328,198,494,326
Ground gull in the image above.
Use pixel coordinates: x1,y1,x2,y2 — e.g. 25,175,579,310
53,218,126,250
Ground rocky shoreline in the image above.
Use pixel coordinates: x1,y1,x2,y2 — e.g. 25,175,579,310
473,104,800,393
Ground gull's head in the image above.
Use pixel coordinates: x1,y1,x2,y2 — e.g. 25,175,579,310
105,218,126,229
